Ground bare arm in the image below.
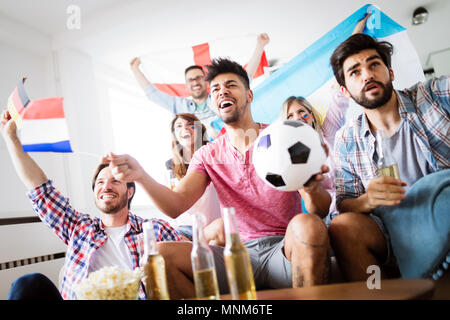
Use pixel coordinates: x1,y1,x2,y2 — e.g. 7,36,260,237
353,13,371,35
298,164,331,219
1,110,48,190
104,153,208,218
338,176,407,213
245,33,270,78
130,57,152,90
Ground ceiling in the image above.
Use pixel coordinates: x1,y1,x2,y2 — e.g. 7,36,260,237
0,0,448,71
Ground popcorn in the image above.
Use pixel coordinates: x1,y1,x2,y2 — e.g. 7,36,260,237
74,266,142,300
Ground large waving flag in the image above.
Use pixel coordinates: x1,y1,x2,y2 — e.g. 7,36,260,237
140,35,268,97
251,4,425,124
7,78,73,153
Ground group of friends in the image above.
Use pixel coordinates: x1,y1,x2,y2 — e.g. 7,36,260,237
2,15,449,300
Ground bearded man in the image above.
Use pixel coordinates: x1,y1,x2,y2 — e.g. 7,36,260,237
1,109,182,300
328,34,450,282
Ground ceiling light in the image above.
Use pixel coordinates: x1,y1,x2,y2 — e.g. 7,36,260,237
412,7,429,25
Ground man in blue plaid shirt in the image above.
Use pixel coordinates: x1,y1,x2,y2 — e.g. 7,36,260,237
328,34,449,282
1,109,182,300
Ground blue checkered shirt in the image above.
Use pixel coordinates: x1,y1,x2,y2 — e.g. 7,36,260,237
334,76,450,209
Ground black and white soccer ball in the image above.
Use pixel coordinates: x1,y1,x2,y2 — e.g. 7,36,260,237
253,120,327,191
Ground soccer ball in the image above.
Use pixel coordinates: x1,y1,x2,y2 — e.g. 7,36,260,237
253,120,327,191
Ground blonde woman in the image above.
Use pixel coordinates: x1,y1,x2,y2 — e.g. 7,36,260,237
280,96,338,224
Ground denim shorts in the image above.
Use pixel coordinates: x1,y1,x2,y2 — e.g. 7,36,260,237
372,169,450,278
210,235,291,294
175,225,193,241
369,213,396,267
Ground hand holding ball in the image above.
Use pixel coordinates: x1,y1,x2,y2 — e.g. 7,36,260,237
253,120,327,191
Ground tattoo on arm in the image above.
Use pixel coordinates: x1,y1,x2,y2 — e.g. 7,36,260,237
293,267,305,287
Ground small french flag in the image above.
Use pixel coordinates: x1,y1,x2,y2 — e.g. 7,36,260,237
8,78,73,153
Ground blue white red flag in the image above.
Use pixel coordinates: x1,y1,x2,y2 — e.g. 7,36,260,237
7,78,73,153
251,4,425,124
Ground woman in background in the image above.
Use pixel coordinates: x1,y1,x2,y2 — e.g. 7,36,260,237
280,97,339,225
278,14,371,224
165,113,223,243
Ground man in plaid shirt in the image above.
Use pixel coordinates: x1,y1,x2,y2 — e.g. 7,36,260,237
328,34,449,281
1,109,182,300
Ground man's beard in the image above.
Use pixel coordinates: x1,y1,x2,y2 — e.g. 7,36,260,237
95,192,128,214
191,88,207,100
350,80,394,110
220,103,246,124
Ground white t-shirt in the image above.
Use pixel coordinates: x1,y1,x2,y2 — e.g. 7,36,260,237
88,225,133,273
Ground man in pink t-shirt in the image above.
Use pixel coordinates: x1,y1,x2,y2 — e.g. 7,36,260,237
104,58,332,298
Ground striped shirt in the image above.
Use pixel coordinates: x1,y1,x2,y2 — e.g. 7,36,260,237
334,76,450,209
27,180,182,300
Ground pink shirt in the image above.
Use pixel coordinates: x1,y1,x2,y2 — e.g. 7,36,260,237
188,124,302,242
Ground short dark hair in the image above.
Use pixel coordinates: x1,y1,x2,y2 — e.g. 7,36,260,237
184,65,204,76
205,58,250,89
330,33,394,87
91,163,136,209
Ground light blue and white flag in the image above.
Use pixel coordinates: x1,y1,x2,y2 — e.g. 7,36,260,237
251,4,425,124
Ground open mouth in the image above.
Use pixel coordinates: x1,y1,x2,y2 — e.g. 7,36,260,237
219,99,235,110
100,192,117,200
365,82,380,92
180,133,191,139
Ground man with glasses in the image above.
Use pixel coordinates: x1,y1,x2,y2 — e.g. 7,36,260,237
130,33,270,139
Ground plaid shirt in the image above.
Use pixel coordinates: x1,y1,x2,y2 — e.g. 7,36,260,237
334,76,450,209
28,180,183,300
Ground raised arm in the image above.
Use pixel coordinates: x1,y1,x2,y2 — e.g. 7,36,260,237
245,33,270,78
1,110,48,190
103,152,208,218
353,13,371,35
321,13,372,148
130,57,152,90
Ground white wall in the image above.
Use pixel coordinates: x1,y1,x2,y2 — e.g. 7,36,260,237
0,15,69,299
0,11,171,299
0,14,119,299
430,49,450,77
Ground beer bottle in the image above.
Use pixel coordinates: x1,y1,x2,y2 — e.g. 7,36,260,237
142,220,170,300
376,129,400,179
223,207,256,300
191,213,220,300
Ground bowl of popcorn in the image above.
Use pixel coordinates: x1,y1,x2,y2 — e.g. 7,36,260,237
74,266,142,300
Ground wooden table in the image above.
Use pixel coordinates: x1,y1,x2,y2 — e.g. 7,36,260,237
220,279,435,300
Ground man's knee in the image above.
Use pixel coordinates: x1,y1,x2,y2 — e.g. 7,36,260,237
8,273,61,300
11,273,48,288
329,212,386,252
288,213,328,244
329,213,357,240
329,212,372,239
